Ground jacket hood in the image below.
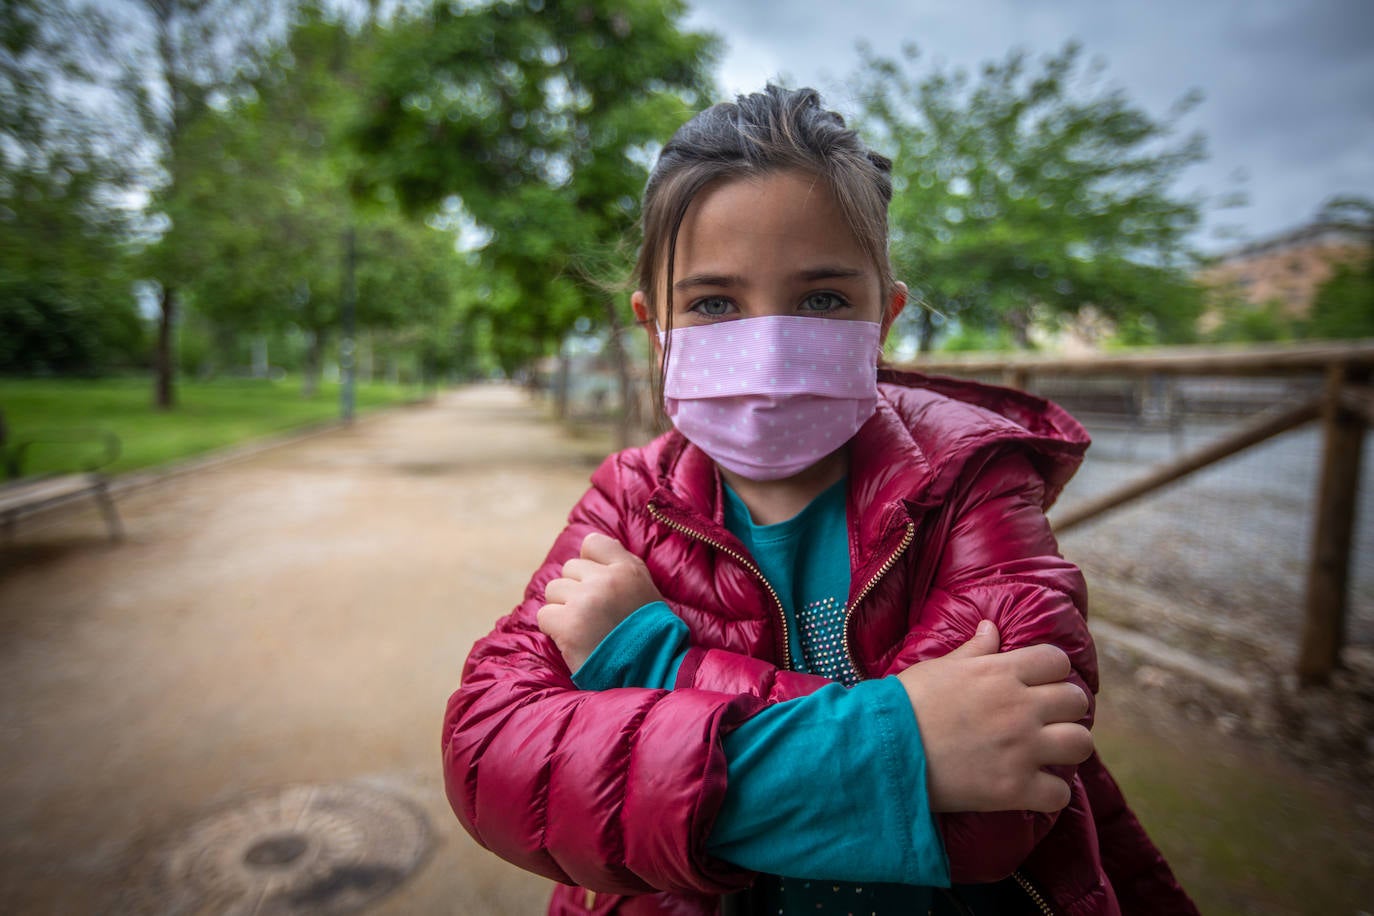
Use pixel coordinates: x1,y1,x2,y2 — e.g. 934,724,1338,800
868,367,1090,512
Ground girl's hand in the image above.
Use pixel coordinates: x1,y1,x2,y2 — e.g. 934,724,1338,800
896,621,1094,814
538,532,665,672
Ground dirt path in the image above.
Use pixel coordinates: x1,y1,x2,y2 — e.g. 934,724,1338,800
2,384,1371,915
0,385,608,914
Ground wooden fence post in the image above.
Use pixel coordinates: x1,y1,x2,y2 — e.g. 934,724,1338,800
1298,364,1369,685
1003,367,1029,391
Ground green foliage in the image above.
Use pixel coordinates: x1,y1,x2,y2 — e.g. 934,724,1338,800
106,0,287,404
1206,297,1296,344
352,0,718,363
155,4,468,386
1303,256,1374,340
851,43,1209,352
0,0,146,374
940,321,1017,353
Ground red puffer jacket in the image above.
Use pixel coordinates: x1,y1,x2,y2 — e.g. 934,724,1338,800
443,369,1197,916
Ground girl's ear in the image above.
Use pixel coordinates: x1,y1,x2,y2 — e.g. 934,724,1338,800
631,290,664,360
631,289,652,325
881,282,909,340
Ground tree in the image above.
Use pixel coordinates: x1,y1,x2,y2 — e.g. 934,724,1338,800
167,3,462,393
0,0,144,375
104,0,279,407
851,42,1209,352
352,0,718,442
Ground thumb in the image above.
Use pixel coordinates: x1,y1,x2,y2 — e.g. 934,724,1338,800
580,531,632,563
944,619,1000,659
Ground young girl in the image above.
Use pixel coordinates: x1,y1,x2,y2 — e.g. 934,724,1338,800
444,86,1195,915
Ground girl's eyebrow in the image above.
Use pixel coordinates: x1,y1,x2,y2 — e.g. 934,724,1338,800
673,273,742,291
796,266,865,282
673,266,865,292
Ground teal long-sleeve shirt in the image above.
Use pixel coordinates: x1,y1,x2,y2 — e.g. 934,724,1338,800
572,478,949,905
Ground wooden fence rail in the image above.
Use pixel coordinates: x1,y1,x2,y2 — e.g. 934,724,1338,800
895,339,1374,686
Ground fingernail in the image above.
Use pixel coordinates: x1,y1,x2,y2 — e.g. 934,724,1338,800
976,620,993,636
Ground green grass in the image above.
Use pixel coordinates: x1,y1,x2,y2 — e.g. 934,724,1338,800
0,375,422,476
1094,692,1374,915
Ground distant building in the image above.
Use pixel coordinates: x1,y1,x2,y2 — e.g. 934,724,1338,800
1197,220,1370,322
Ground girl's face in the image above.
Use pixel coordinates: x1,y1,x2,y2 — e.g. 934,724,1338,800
632,170,906,340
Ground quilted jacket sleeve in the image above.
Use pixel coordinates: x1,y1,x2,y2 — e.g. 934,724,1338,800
676,646,833,701
907,450,1095,884
442,456,762,897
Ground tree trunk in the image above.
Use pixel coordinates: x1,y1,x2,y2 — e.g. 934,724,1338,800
554,336,571,421
916,307,936,355
154,283,176,409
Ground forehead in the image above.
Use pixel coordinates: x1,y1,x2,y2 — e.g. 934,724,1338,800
671,170,874,281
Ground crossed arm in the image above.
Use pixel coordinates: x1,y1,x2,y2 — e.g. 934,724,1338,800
539,530,1092,819
537,453,1096,883
445,450,1092,895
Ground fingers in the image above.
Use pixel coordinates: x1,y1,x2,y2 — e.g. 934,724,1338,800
559,558,598,581
1037,721,1095,767
535,602,558,636
580,531,631,564
543,577,574,605
942,620,1000,659
1024,771,1073,813
1032,681,1091,724
1004,643,1072,686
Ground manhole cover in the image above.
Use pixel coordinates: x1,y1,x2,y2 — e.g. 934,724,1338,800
128,782,433,915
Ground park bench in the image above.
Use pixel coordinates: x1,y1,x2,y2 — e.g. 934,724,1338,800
0,421,124,542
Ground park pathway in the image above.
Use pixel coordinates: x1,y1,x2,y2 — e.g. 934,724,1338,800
0,384,609,914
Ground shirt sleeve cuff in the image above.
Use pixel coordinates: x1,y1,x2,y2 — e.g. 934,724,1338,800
571,600,689,691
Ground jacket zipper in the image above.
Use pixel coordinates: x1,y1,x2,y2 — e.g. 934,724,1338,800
1012,870,1056,916
646,502,793,670
842,520,916,677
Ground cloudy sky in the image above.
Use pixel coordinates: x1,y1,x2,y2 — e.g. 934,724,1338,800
682,0,1374,252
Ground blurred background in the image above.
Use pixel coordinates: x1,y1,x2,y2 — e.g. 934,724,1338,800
1,0,1371,913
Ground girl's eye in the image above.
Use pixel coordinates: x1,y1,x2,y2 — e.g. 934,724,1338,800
688,297,736,318
800,292,850,312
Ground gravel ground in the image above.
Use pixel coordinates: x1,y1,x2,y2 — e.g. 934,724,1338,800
0,385,597,915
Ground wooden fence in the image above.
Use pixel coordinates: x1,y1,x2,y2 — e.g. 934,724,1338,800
895,339,1374,686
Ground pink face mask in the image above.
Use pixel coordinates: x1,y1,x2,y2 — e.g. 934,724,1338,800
660,315,882,481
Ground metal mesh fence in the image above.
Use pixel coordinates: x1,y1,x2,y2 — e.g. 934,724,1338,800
1044,375,1373,677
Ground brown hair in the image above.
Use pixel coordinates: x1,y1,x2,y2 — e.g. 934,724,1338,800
633,85,895,326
